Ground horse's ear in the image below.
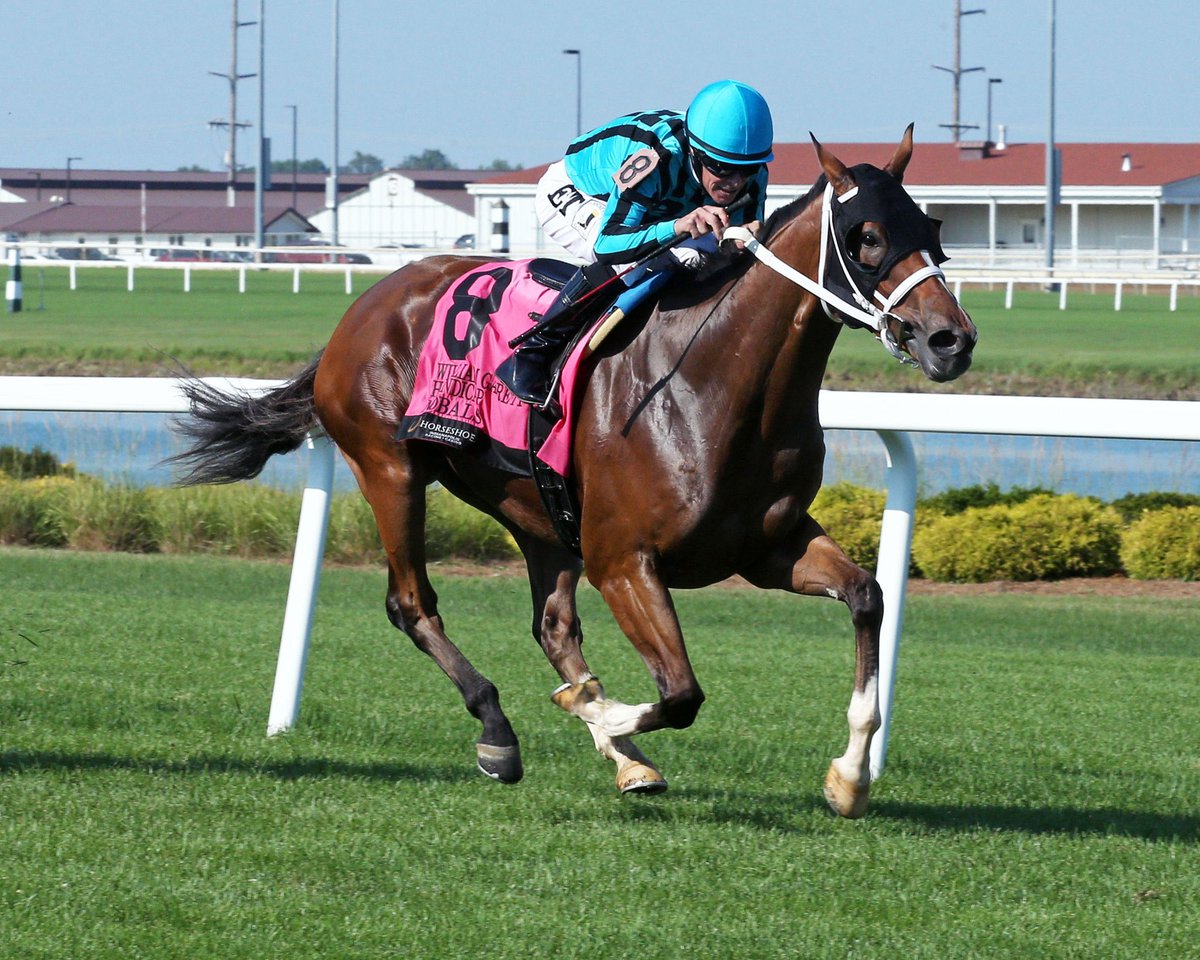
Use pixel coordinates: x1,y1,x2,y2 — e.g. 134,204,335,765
885,123,916,181
810,132,856,196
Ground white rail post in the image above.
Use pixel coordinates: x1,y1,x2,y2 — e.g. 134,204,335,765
1114,281,1123,311
266,432,336,735
1004,278,1014,309
239,266,247,292
1170,282,1178,312
127,264,135,292
292,266,301,293
184,266,191,293
1059,280,1068,311
869,429,917,780
69,262,77,290
344,268,352,295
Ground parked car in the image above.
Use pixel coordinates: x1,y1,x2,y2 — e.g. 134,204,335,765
263,247,373,265
51,246,122,261
150,248,207,262
453,234,476,249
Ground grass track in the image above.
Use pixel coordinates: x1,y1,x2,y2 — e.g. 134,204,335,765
2,549,1197,958
3,265,1199,395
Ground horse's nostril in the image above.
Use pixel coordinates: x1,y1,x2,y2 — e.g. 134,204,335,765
927,329,964,356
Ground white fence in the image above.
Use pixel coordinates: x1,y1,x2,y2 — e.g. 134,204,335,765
8,245,1200,304
2,376,1200,779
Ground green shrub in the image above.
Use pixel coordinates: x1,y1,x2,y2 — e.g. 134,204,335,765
811,482,886,570
1109,491,1200,524
919,482,1055,517
155,484,298,558
913,493,1122,582
1120,506,1200,580
0,445,77,480
324,493,385,566
425,488,518,562
57,480,160,553
0,475,77,546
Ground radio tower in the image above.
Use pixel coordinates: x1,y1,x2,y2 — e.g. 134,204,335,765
933,0,986,143
209,0,257,206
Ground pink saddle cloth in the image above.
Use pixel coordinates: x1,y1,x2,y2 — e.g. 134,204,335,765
397,260,590,476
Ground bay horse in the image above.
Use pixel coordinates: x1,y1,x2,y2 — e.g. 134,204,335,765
173,128,975,818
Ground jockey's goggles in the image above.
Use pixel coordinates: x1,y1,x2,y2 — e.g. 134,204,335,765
692,151,761,180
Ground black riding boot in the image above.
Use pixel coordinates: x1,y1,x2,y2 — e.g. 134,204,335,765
497,262,614,406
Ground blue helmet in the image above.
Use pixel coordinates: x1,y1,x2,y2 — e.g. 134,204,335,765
685,80,775,166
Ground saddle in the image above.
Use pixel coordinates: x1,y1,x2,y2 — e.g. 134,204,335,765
397,257,665,554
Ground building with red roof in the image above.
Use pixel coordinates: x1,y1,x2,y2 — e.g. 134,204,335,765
4,139,1198,271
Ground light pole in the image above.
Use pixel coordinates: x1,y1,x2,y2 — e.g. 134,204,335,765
330,0,340,245
563,48,581,136
65,157,82,204
987,77,1002,144
1045,0,1057,275
285,104,298,209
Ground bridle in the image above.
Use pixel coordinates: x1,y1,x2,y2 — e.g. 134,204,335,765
723,182,947,366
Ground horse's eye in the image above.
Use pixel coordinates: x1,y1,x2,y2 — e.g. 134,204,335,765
861,231,880,248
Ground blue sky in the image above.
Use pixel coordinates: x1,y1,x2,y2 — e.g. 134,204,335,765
4,0,1197,173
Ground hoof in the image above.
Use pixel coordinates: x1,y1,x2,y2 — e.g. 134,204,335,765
617,761,668,796
476,743,523,784
551,677,603,715
823,762,870,819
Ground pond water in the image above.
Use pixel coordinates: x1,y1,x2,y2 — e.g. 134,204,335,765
2,410,1197,502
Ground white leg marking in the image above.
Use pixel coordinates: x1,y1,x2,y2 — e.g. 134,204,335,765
831,675,881,786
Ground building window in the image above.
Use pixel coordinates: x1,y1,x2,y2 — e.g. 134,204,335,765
1021,222,1037,244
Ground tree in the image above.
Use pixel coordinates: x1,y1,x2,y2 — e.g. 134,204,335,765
399,149,457,170
481,159,524,171
176,164,210,172
270,158,330,174
341,151,384,175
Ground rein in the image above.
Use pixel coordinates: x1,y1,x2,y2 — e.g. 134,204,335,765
723,183,945,366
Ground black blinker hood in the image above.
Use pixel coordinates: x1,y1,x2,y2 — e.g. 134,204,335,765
828,163,948,303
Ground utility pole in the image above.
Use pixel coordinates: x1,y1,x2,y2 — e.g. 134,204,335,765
285,104,298,209
933,0,986,143
253,0,265,252
563,49,582,136
1045,0,1058,277
330,0,340,245
209,0,256,207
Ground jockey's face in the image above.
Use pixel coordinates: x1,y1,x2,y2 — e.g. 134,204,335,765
699,165,750,206
693,153,759,206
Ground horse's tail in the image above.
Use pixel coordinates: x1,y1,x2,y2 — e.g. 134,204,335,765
168,352,323,486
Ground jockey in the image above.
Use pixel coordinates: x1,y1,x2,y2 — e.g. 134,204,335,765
497,79,775,406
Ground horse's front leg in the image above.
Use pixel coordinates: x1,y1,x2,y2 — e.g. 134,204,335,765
519,538,667,794
560,554,704,741
741,515,883,819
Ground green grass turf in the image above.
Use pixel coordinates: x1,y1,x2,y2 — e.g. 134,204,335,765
0,264,370,373
2,548,1197,958
825,286,1200,396
3,266,1199,396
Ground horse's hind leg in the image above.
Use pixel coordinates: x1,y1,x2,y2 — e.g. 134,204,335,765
519,538,666,794
350,447,523,783
740,515,882,819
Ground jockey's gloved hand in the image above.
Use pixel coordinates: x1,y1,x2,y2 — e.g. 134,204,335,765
669,245,709,273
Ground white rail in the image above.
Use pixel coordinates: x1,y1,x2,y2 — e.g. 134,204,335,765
3,377,1199,779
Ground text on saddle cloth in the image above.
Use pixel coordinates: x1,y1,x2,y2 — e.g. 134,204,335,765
397,259,588,477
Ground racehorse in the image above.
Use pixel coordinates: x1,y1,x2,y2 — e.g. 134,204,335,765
172,128,976,818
